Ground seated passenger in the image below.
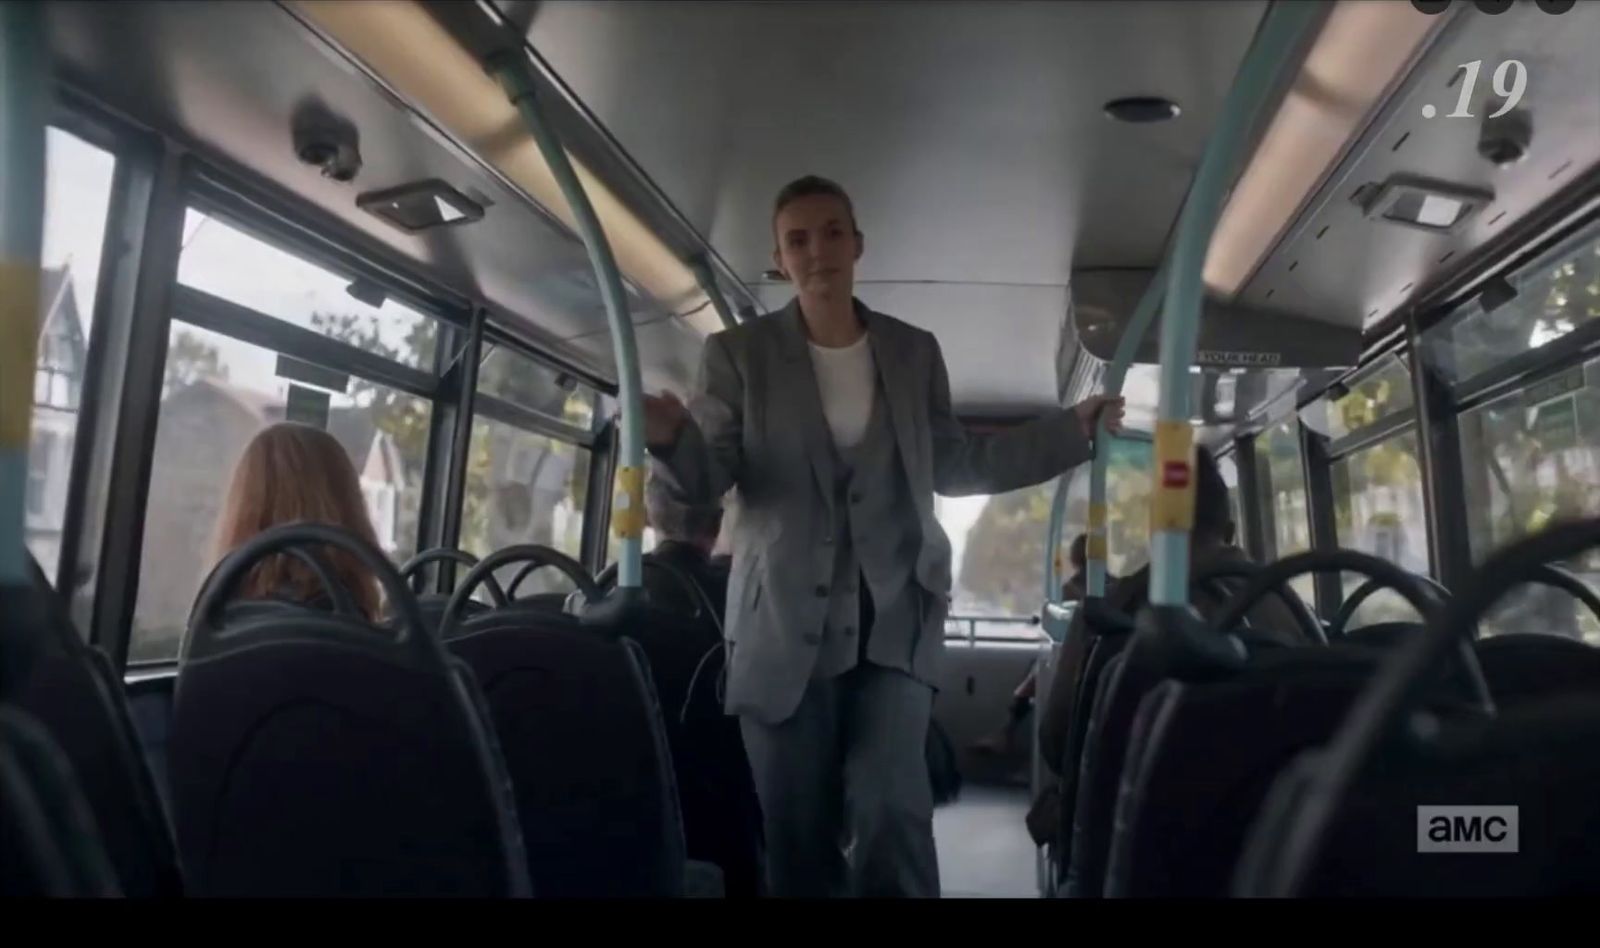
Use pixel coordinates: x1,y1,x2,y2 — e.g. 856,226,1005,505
1061,532,1090,602
973,533,1099,761
642,476,729,623
209,422,383,620
1026,444,1309,846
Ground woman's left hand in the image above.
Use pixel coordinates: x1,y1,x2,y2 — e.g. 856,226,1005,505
1073,395,1126,437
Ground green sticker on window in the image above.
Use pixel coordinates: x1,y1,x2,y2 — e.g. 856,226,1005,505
1533,395,1578,453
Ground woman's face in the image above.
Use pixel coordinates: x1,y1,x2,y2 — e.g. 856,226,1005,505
772,193,862,299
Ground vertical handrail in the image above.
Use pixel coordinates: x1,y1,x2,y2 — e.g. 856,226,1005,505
488,55,646,590
1148,0,1326,606
0,2,48,586
1087,264,1169,597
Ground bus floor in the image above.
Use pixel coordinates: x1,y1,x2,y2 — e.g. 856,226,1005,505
933,781,1038,897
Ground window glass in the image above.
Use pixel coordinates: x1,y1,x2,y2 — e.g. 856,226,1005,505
130,323,432,664
26,128,117,584
1217,450,1241,532
1331,430,1431,628
478,342,597,430
938,437,1153,635
461,416,592,598
178,209,439,370
1422,226,1600,386
1301,353,1414,442
1459,356,1600,644
1255,419,1316,607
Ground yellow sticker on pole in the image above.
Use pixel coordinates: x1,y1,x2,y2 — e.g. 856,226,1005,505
0,262,41,449
612,465,646,538
1150,420,1196,533
1086,502,1108,561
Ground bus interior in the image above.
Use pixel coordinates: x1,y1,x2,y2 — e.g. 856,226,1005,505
4,0,1600,898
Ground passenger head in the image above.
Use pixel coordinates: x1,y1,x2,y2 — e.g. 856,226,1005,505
211,422,382,619
771,175,863,301
1070,533,1087,575
646,475,723,555
1192,444,1237,550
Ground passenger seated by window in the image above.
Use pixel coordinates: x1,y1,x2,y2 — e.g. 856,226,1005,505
643,475,730,624
208,421,383,620
1026,444,1309,846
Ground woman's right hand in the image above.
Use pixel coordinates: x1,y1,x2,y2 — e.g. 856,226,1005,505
643,391,689,449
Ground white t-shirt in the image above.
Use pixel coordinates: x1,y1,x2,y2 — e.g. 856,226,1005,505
807,334,876,451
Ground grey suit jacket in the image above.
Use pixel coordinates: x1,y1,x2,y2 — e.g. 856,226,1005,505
649,298,1096,724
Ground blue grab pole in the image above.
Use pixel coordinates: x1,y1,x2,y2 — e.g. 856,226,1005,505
1087,261,1168,598
490,56,647,589
0,2,48,586
1149,1,1327,607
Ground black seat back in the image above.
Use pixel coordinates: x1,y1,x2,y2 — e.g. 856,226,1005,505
1474,633,1600,704
170,524,530,897
620,603,763,897
1104,644,1474,898
440,546,687,897
1297,694,1600,897
445,603,688,897
397,548,504,636
0,705,122,897
4,563,181,897
1048,610,1135,876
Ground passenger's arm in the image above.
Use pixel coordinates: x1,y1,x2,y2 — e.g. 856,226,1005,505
648,333,744,505
926,334,1097,496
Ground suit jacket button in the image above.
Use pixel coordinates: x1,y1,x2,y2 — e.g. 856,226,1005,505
814,584,829,598
843,625,856,637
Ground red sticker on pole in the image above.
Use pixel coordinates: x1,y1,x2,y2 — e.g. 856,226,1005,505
1162,460,1191,488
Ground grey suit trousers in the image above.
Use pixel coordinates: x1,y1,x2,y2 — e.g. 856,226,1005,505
739,651,940,899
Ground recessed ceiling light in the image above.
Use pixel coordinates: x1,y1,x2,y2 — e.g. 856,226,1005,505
1104,96,1182,123
357,179,484,234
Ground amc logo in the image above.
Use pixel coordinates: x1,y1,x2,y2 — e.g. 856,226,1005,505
1417,806,1519,853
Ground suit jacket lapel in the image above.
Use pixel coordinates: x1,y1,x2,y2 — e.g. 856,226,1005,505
772,299,837,510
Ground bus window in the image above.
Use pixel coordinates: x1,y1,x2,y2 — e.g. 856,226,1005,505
1457,356,1600,645
1299,353,1432,625
1423,228,1600,386
1330,431,1429,625
478,343,597,430
460,415,592,599
129,223,440,665
179,210,439,369
1254,419,1315,608
26,128,117,585
940,437,1152,635
938,484,1054,635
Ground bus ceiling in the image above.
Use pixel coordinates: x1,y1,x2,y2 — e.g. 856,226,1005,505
36,1,1600,414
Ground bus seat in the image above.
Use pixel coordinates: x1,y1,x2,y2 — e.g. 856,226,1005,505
1103,647,1477,898
1472,633,1600,705
1063,621,1290,899
442,604,690,898
170,600,531,897
1045,604,1137,878
619,607,764,898
1295,693,1600,897
0,706,122,897
4,562,182,897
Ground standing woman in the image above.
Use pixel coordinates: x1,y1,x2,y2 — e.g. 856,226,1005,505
643,176,1122,898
